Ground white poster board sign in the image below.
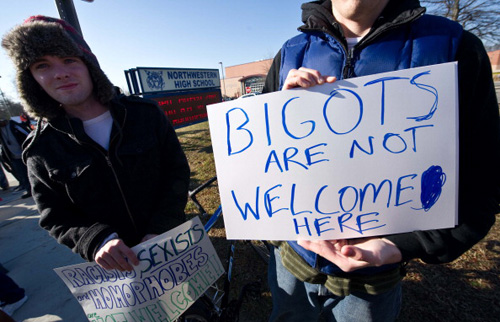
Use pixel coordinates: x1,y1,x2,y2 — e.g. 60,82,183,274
54,217,224,322
207,62,459,240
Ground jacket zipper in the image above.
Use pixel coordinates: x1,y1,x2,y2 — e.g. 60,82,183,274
318,25,355,80
342,47,355,79
63,110,139,234
101,109,139,234
103,154,138,232
76,139,139,234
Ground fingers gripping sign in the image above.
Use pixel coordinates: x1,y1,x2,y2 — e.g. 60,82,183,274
95,238,140,272
298,237,402,272
141,233,159,243
283,67,337,90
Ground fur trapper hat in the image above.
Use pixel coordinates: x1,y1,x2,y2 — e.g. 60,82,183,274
1,15,114,120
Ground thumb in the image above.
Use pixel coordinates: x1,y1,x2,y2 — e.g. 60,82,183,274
325,76,337,83
341,245,365,261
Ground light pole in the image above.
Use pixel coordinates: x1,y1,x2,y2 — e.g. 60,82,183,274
54,0,95,36
219,62,227,100
54,0,83,35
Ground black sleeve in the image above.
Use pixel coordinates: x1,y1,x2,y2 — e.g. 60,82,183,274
145,106,190,234
262,50,282,94
385,31,500,263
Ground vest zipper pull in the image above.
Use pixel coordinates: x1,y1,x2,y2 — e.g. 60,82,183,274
342,47,355,79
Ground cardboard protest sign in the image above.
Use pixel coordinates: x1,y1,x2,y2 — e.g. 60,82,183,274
54,217,224,322
207,62,459,240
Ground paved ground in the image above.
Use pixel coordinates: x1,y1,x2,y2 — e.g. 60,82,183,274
0,171,87,322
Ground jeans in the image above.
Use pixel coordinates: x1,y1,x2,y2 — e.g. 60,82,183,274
268,246,402,322
10,158,30,191
0,164,8,190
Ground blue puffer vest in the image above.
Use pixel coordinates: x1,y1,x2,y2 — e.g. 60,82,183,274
279,14,463,275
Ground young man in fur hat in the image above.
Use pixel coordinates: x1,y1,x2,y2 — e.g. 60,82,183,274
2,16,191,272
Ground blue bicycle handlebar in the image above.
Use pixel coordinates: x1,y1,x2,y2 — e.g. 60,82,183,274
204,205,222,232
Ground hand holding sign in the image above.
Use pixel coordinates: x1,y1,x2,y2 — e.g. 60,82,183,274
283,67,337,90
54,217,224,322
298,237,402,272
95,238,139,272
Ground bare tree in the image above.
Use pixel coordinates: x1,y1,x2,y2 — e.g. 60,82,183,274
421,0,500,47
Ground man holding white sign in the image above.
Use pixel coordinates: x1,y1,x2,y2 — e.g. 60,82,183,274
261,0,500,321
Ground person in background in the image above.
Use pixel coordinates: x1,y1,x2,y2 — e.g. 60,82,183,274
0,117,31,198
2,16,191,271
0,271,28,318
263,0,500,321
19,112,35,130
0,161,9,191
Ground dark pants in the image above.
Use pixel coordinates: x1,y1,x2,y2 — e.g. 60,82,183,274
0,164,8,190
0,271,25,304
10,159,30,191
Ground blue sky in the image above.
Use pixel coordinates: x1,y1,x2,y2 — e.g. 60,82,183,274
0,0,307,101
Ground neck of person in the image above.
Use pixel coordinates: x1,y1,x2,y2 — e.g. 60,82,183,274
63,97,109,121
337,20,373,38
332,1,388,38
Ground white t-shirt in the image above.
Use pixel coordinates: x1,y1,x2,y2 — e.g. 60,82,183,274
346,36,363,51
82,110,113,150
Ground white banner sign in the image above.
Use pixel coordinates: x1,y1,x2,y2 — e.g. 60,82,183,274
207,62,459,240
137,68,220,93
54,217,224,322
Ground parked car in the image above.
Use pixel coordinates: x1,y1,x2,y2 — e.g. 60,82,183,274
238,92,261,99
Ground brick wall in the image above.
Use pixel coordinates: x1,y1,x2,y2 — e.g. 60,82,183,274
222,59,273,98
488,50,500,81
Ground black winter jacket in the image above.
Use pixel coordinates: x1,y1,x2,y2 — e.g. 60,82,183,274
264,0,500,264
24,95,191,261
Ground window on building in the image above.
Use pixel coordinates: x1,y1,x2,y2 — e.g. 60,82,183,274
243,76,265,94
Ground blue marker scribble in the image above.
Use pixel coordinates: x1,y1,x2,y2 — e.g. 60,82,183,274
414,165,446,211
407,71,439,122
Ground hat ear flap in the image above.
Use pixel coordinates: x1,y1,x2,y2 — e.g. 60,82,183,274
85,59,115,105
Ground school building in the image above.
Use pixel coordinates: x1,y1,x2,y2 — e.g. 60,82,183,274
220,59,273,99
488,50,500,81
